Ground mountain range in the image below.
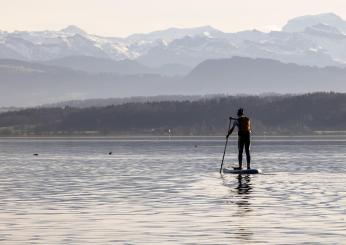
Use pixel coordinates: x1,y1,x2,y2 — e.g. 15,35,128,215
1,12,346,107
1,13,346,68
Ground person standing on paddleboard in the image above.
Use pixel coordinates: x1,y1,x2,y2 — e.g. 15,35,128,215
226,108,251,170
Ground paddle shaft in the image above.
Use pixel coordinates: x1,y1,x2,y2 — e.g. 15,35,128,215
220,119,232,173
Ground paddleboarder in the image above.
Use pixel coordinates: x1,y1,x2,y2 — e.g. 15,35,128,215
226,108,251,170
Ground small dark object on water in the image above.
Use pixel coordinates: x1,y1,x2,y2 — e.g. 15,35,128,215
109,152,112,155
194,145,198,148
33,153,39,156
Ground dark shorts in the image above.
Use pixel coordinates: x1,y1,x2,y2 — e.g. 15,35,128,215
238,132,250,152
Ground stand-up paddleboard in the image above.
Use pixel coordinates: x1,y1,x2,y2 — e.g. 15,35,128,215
223,167,262,174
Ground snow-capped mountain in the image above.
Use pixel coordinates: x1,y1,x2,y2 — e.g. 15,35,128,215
282,13,346,33
127,25,224,42
1,13,346,68
60,25,89,36
138,35,237,67
0,26,132,61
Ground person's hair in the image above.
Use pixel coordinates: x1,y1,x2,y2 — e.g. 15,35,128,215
237,108,244,116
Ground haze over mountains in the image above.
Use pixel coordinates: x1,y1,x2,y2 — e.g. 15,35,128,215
2,56,346,107
1,13,346,107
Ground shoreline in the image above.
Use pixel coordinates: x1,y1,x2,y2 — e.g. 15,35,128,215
1,135,346,140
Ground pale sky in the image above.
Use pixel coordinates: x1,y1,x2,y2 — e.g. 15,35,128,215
1,0,346,37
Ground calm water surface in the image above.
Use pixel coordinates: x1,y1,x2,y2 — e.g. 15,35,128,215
0,137,345,244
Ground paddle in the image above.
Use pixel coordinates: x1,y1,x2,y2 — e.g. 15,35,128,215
220,118,232,173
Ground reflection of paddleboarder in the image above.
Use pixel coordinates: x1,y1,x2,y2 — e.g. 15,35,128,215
226,108,251,170
236,175,252,195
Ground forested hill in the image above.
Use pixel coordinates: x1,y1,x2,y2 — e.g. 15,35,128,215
0,92,346,136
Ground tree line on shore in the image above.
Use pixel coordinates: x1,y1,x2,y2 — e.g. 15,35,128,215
0,92,345,136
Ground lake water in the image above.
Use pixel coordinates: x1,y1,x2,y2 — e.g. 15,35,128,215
0,137,345,244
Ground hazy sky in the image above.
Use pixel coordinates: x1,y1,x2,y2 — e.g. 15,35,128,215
1,0,346,36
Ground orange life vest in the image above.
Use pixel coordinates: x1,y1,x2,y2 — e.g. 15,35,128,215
238,116,251,133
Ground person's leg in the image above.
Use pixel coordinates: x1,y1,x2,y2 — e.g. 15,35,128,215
245,136,251,169
238,137,244,169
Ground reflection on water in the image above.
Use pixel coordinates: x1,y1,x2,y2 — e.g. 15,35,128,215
232,175,253,241
236,175,252,195
0,137,345,244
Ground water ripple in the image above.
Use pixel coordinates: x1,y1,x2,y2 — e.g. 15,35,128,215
0,137,345,244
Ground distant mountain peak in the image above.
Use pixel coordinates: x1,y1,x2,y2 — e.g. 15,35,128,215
301,12,342,20
60,25,87,35
304,23,344,36
282,12,346,33
188,25,218,32
127,25,222,42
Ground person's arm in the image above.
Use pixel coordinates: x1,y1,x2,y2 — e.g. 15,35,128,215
226,120,236,138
